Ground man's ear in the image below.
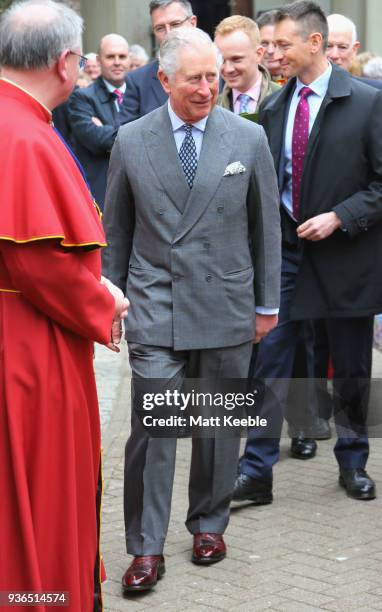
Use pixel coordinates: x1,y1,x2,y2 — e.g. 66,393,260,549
158,68,171,94
352,41,361,56
255,44,265,63
190,15,197,28
56,49,70,82
310,32,323,55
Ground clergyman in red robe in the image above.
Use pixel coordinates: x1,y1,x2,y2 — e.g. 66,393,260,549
0,1,128,610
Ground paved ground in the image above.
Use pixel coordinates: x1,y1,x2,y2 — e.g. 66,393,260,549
95,344,382,612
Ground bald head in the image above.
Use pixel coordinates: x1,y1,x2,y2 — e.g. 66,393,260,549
97,33,129,87
99,34,129,56
0,0,83,70
326,13,360,71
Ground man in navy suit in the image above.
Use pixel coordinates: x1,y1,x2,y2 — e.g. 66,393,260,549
119,0,197,124
68,34,129,210
234,0,382,505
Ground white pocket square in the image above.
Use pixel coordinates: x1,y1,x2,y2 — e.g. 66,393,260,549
223,161,246,177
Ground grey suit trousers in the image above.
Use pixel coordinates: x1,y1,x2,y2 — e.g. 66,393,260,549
124,341,252,555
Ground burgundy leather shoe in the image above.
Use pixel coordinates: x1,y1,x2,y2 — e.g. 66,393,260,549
192,533,226,565
122,555,165,592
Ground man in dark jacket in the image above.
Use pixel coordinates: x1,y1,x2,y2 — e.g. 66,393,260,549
119,0,197,124
234,0,382,504
68,34,129,210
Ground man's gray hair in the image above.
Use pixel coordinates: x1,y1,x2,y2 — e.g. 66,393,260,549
159,27,221,79
149,0,193,18
0,0,83,70
327,14,358,45
129,44,149,62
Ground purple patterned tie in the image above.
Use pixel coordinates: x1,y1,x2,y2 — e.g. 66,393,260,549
292,86,313,220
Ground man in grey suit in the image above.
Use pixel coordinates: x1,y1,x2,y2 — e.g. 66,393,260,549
102,27,281,593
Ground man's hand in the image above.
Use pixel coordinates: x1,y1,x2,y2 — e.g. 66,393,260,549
254,314,278,343
92,116,103,127
297,212,342,241
101,276,129,352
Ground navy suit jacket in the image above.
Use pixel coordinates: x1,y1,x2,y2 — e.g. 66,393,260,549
68,77,124,209
353,75,382,90
119,60,168,124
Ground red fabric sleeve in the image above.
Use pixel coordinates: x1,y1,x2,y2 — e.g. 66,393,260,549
1,240,115,345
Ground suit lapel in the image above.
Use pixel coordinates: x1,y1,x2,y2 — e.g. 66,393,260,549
304,66,352,167
301,66,352,206
95,77,118,124
174,107,234,243
142,105,190,214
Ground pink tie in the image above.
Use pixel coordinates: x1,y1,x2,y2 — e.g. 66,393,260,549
292,86,313,220
114,88,123,106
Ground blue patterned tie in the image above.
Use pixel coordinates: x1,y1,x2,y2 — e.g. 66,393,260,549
179,124,197,188
238,93,252,114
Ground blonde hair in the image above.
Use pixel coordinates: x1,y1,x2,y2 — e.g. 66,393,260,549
215,15,260,48
349,51,376,77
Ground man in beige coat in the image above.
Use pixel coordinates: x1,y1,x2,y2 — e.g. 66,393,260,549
215,15,280,118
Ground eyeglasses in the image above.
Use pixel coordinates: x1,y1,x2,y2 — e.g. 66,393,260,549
69,51,88,70
153,15,190,35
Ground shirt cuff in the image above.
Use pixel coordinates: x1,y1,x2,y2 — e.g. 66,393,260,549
256,307,279,315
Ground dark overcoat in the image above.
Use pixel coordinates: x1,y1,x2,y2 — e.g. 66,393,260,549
259,64,382,319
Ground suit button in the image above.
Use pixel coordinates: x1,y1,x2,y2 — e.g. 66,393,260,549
173,275,180,282
203,242,211,249
206,275,212,282
358,218,367,228
217,206,224,214
172,243,178,249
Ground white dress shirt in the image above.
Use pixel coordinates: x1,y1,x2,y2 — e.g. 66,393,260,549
167,101,207,159
103,79,126,112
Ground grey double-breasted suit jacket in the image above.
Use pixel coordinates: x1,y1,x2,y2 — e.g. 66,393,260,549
102,103,281,350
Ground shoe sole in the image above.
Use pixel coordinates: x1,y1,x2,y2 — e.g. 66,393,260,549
191,552,226,565
122,564,165,593
339,477,376,500
231,493,273,505
290,450,316,460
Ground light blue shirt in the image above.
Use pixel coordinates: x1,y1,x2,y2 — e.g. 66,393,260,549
282,63,332,218
167,102,277,316
103,79,126,112
167,101,207,159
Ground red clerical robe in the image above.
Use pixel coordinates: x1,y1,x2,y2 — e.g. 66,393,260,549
0,79,116,611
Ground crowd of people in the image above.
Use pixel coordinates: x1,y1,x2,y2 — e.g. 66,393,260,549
1,0,382,609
